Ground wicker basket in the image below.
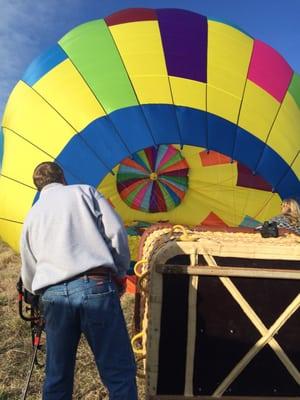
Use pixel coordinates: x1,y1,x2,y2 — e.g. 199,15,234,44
133,225,300,399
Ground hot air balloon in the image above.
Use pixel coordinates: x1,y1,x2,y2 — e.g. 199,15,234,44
1,8,300,252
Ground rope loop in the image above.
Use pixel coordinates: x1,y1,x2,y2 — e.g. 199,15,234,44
134,259,148,277
131,331,146,356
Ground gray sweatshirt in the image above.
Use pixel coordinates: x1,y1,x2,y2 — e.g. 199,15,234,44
20,183,130,293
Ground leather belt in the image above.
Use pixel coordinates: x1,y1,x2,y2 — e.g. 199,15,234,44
80,266,112,280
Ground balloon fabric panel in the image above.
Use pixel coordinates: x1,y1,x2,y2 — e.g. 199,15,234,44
141,104,182,145
233,126,269,171
207,21,253,123
207,85,243,124
0,177,36,223
2,81,75,157
59,20,138,113
105,8,157,26
267,92,300,170
256,147,299,198
156,9,207,83
0,127,42,247
199,150,231,166
78,118,131,170
207,114,236,157
117,145,188,212
51,104,300,199
0,128,3,169
237,163,272,191
107,106,157,151
238,80,280,143
276,166,300,199
22,44,67,86
291,156,300,183
175,107,207,147
248,40,293,102
168,77,206,111
0,128,53,187
55,134,110,186
33,59,106,132
288,73,300,107
0,219,22,250
207,21,253,99
109,20,172,104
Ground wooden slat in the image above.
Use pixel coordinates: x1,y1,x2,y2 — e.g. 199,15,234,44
173,240,300,261
213,293,300,395
184,275,199,396
146,267,163,396
156,265,300,280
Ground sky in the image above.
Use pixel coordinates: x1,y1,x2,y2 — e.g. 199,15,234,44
0,0,299,120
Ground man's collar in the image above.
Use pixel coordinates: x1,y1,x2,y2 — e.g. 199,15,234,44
40,182,64,196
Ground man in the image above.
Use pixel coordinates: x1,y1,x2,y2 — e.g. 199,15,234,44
20,161,137,400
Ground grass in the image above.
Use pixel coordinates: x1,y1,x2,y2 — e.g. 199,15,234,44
0,240,145,399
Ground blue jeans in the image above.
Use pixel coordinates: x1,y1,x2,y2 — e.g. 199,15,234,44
41,276,137,400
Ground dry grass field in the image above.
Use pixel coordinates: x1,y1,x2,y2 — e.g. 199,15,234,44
0,240,145,399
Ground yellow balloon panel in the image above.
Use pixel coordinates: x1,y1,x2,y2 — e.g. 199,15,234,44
207,85,243,123
109,21,172,104
252,192,281,222
1,128,53,187
33,59,106,132
2,81,75,157
0,219,22,251
207,21,253,97
207,20,253,123
239,80,280,142
0,176,36,222
128,235,139,260
268,92,300,169
169,77,206,111
292,154,300,181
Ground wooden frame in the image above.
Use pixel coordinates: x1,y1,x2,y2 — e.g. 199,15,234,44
141,229,300,399
156,265,300,280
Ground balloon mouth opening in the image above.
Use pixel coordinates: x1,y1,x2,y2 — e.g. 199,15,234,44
150,172,158,181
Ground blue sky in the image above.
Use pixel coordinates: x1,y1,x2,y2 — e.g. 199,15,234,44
1,0,299,120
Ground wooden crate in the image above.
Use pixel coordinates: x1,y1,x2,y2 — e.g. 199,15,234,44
137,227,300,399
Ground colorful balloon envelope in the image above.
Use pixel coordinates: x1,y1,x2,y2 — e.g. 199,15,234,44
117,145,189,213
1,8,300,250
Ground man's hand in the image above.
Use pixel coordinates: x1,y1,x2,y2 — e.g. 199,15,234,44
113,276,126,297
